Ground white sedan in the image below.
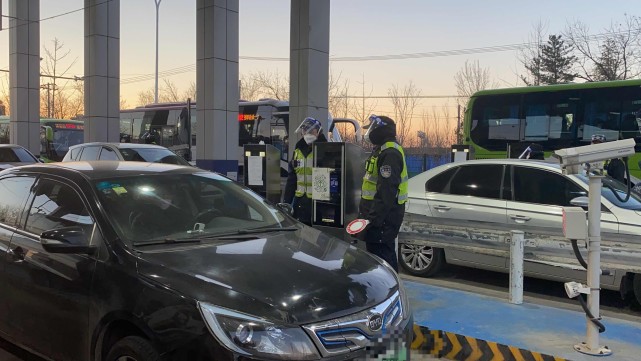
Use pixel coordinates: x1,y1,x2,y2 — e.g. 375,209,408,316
399,159,641,305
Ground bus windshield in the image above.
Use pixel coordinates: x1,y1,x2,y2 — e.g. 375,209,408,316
48,123,85,153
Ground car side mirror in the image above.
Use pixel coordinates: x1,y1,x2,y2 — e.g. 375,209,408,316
277,202,293,215
570,196,589,209
40,226,97,255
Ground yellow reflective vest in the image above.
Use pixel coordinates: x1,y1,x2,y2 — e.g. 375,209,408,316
293,148,314,198
361,142,408,204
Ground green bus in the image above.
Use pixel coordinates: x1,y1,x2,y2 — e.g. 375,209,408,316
464,79,641,177
0,116,84,162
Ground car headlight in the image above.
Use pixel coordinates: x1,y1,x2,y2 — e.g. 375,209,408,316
198,302,320,360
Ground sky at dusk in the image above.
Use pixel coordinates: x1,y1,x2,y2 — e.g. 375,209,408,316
0,0,639,118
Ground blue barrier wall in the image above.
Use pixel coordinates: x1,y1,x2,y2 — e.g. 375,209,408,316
405,154,450,178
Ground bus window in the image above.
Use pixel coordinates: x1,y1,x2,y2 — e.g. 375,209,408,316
522,92,578,142
120,118,132,142
621,100,641,140
583,99,621,142
191,113,197,146
470,95,521,150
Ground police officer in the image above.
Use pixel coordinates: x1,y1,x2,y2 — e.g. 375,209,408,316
358,115,408,272
283,117,327,226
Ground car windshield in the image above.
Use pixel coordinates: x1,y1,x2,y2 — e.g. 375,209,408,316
94,172,295,244
0,147,36,162
576,175,641,211
120,148,190,166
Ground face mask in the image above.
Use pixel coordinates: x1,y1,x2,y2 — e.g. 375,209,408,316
303,134,317,144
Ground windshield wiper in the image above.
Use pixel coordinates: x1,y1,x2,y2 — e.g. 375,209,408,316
203,227,298,240
133,237,202,247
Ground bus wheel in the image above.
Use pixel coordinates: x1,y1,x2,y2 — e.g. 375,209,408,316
633,273,641,306
399,244,444,277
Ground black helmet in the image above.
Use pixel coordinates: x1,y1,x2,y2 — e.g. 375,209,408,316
364,114,396,145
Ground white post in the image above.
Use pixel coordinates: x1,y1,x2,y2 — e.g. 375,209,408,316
509,230,524,304
575,173,611,356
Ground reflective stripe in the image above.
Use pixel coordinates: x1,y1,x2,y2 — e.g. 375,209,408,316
364,173,378,182
361,190,377,198
293,149,314,198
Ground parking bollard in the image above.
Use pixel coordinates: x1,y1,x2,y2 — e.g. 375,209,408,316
509,230,524,304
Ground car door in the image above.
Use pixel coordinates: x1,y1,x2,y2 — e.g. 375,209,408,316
506,165,619,285
5,176,98,360
0,175,36,334
426,164,509,269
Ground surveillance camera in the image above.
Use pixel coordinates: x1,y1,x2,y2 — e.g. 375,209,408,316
554,139,635,174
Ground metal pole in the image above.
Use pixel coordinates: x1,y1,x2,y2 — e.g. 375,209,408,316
575,174,611,356
509,230,524,304
457,104,461,144
154,0,162,104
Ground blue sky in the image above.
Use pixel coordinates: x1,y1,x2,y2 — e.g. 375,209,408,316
0,0,639,114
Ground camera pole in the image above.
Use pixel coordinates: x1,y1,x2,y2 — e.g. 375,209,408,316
574,172,611,356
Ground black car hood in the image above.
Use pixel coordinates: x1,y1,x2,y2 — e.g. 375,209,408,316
136,227,398,325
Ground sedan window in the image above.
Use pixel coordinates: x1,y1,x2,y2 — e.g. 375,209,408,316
513,167,586,206
120,148,190,166
25,179,94,242
425,167,457,193
78,146,100,161
449,164,503,199
0,176,36,226
99,147,120,161
576,175,641,211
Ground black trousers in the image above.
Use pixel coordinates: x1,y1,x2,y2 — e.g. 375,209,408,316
362,204,404,272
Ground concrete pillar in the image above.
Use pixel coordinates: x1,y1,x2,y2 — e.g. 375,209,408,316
196,0,239,179
9,0,40,154
84,0,120,142
289,0,330,152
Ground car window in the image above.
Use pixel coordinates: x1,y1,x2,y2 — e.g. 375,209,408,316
0,176,37,226
576,175,641,211
120,148,190,166
513,166,586,206
99,147,120,161
25,179,94,242
69,147,80,160
78,146,100,161
449,164,503,199
425,167,458,193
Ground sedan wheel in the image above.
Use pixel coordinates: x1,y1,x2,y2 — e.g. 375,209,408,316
399,244,444,277
106,336,159,361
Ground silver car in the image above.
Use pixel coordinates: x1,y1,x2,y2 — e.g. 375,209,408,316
399,159,641,305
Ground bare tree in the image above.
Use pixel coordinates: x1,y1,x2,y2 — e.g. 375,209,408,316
160,79,181,102
519,21,548,86
183,81,197,102
349,74,378,129
137,88,155,106
454,59,496,107
40,38,83,118
0,74,10,115
239,73,263,101
254,70,289,100
388,81,421,147
565,15,641,81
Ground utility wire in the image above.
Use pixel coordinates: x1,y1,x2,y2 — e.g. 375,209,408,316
2,0,115,31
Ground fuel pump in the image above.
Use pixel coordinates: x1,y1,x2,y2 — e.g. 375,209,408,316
243,143,281,203
310,142,369,241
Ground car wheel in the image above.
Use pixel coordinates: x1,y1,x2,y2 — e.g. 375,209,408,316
105,336,159,361
399,244,444,277
633,273,641,306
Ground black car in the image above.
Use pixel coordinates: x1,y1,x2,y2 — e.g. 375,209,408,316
0,162,412,361
62,142,191,166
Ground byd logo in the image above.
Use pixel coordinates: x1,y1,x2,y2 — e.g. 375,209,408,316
367,313,383,331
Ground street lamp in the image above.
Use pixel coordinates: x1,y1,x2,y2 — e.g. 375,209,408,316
154,0,162,104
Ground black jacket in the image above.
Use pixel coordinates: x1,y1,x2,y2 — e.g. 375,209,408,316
360,136,405,228
283,133,328,203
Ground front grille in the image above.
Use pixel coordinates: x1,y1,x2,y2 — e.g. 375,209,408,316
302,291,405,357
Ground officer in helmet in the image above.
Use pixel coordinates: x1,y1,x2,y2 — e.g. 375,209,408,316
283,117,327,225
357,115,408,272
